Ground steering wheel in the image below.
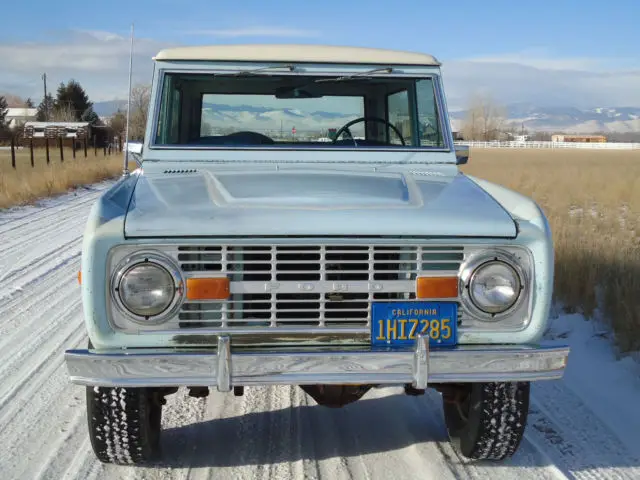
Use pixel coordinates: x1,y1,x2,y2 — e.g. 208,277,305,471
332,116,406,146
226,131,275,145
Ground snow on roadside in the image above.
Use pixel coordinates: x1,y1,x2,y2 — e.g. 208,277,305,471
544,307,640,456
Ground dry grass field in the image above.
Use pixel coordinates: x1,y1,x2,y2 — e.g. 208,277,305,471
461,148,640,352
0,148,133,209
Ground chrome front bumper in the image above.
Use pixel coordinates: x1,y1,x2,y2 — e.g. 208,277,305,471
64,335,570,390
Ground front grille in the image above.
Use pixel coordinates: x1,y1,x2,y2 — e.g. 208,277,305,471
176,244,464,330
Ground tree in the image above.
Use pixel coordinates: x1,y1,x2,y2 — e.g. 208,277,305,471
0,96,8,129
36,93,55,121
54,79,99,124
127,84,151,141
25,97,35,108
108,109,127,138
50,103,77,122
0,93,27,108
459,94,507,141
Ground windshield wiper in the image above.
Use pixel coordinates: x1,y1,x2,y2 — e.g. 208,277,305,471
230,64,296,76
313,67,394,83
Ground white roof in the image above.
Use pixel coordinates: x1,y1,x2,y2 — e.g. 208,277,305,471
154,44,440,66
6,108,38,117
24,121,90,128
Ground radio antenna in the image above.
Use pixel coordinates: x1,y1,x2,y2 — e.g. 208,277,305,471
123,23,134,176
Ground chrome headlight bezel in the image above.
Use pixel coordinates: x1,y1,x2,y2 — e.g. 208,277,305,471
459,249,528,321
110,251,185,325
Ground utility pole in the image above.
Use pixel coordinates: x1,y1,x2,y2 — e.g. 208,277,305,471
42,73,48,121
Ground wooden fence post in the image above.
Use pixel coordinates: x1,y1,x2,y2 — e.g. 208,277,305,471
45,126,58,165
10,136,16,169
46,138,50,164
58,126,66,163
23,124,35,168
76,126,87,159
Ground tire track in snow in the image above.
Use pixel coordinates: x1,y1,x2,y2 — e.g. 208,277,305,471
0,185,106,480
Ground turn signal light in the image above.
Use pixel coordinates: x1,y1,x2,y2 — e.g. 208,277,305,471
77,271,82,285
416,276,458,299
186,277,230,300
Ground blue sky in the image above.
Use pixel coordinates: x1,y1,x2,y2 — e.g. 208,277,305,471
1,0,639,108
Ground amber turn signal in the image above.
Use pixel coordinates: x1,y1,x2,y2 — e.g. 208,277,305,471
415,276,458,299
77,271,82,285
186,277,230,300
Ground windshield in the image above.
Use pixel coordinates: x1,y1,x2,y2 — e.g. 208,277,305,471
153,72,446,149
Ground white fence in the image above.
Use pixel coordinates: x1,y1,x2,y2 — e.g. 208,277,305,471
455,141,640,150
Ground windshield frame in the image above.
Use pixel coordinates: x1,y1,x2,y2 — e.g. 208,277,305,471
145,61,454,155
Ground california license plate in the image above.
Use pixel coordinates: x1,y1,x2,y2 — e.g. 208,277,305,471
371,302,457,347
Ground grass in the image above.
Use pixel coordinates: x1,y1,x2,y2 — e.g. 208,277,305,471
0,147,133,209
460,148,640,352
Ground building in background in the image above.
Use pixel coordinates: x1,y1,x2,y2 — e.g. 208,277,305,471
5,108,38,129
551,134,607,143
22,121,112,148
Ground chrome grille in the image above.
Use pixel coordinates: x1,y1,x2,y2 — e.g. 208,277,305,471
176,244,464,330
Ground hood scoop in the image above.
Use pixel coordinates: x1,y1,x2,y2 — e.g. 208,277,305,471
206,170,424,210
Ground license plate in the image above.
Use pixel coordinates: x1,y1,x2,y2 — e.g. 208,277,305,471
371,302,457,347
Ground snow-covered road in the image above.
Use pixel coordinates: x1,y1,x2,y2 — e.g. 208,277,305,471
1,183,640,480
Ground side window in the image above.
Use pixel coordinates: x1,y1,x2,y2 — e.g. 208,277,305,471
415,79,443,147
155,74,182,144
386,89,412,145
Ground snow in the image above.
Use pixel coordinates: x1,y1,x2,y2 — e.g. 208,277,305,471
0,182,639,479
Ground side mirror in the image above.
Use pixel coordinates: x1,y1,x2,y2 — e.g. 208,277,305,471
455,145,469,165
125,141,143,168
126,141,143,155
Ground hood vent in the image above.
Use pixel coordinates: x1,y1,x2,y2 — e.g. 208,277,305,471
163,169,198,174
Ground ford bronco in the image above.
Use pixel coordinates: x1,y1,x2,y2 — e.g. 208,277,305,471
64,44,570,465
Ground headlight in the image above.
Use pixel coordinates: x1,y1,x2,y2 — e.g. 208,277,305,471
111,252,184,323
118,263,175,316
469,261,521,314
459,250,528,321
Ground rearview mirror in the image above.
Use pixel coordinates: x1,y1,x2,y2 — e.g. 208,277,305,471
275,86,323,99
455,145,469,165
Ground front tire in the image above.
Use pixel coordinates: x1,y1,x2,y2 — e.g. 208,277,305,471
86,386,163,465
442,382,530,461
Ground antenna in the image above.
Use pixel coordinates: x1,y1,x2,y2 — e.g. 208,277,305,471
123,23,134,176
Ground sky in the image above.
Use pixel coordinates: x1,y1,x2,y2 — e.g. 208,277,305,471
1,0,639,110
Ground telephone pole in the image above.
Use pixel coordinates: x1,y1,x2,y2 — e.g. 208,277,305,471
42,73,48,121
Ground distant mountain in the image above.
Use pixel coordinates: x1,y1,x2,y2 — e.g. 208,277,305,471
450,103,640,133
94,98,640,134
93,100,127,117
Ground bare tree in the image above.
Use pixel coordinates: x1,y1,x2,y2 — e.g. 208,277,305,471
49,103,77,122
108,110,127,139
460,94,507,141
0,93,28,108
128,84,151,141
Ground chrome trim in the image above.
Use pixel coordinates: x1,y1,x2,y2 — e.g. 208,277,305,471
64,341,570,387
110,250,185,325
413,334,429,389
217,336,231,392
459,249,529,321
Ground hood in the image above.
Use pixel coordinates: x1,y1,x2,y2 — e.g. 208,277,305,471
123,164,517,238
